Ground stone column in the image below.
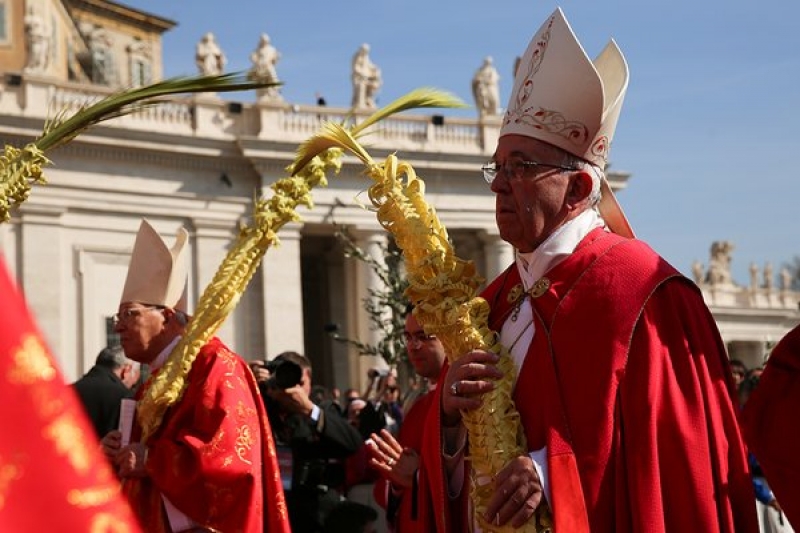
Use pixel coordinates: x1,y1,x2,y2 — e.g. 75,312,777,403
352,229,390,376
19,205,67,370
262,226,305,357
481,232,514,281
192,218,239,346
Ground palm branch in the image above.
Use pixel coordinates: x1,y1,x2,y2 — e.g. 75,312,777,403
0,73,280,223
292,87,466,174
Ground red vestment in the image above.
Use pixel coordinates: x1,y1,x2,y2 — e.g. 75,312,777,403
742,323,800,528
426,229,758,532
0,258,142,532
374,384,441,532
123,337,290,533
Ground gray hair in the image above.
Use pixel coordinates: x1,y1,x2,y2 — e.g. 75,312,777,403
557,150,604,207
95,345,137,371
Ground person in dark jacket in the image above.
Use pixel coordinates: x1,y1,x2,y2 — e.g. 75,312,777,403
72,345,139,438
264,350,363,532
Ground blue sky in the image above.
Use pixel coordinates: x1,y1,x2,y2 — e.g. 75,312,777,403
123,0,800,284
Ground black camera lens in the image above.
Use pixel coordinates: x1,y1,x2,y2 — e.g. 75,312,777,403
266,359,303,389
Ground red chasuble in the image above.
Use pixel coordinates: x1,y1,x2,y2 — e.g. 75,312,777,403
122,337,290,533
0,258,143,532
426,229,758,532
742,323,800,528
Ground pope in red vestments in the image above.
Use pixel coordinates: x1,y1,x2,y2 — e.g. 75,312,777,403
368,311,464,532
101,220,290,533
742,323,800,528
432,8,758,532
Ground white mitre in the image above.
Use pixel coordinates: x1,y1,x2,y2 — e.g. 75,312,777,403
501,7,634,238
120,219,189,312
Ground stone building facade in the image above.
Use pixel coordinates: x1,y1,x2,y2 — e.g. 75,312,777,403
1,0,797,389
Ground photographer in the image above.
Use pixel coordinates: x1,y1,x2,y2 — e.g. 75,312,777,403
263,351,363,533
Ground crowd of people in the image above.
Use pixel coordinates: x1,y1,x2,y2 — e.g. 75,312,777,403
33,5,798,533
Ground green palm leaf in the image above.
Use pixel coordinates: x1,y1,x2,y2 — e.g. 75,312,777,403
39,72,277,151
0,72,279,223
292,88,466,174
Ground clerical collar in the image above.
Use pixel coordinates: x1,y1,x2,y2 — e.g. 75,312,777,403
148,335,181,372
516,209,606,289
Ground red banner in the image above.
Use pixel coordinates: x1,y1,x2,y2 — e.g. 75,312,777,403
0,256,142,532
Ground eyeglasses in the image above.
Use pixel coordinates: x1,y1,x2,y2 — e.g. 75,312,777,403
482,158,579,185
402,331,437,347
112,306,163,325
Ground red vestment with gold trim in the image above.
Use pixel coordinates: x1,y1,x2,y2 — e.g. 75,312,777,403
122,337,290,533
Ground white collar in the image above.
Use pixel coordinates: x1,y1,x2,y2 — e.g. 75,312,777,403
515,209,605,289
148,335,181,372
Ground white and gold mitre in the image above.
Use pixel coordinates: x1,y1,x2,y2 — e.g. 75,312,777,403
120,219,189,312
502,8,634,237
501,7,628,167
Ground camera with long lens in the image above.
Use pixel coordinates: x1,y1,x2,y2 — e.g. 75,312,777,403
265,358,303,390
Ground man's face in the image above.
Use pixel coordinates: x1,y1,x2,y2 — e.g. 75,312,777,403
113,302,170,365
490,135,575,253
404,315,446,380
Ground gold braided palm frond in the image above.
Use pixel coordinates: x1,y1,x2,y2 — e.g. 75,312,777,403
137,148,342,442
290,88,546,532
0,73,280,223
137,89,464,443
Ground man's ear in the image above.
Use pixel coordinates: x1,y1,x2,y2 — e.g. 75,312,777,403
161,308,174,325
566,170,594,208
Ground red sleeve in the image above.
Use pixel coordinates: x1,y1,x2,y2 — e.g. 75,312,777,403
742,324,800,528
146,344,287,533
619,282,757,533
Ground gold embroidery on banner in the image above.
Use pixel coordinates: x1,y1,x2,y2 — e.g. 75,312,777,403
44,413,92,475
221,456,233,468
89,512,133,533
67,485,120,508
8,335,56,384
0,458,23,511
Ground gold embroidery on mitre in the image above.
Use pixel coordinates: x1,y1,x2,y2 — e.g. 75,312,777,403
521,108,589,145
8,335,56,385
44,413,92,475
506,15,554,122
529,277,551,298
0,457,23,511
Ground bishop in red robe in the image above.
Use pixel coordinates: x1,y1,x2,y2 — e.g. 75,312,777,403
742,323,800,528
102,220,290,533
